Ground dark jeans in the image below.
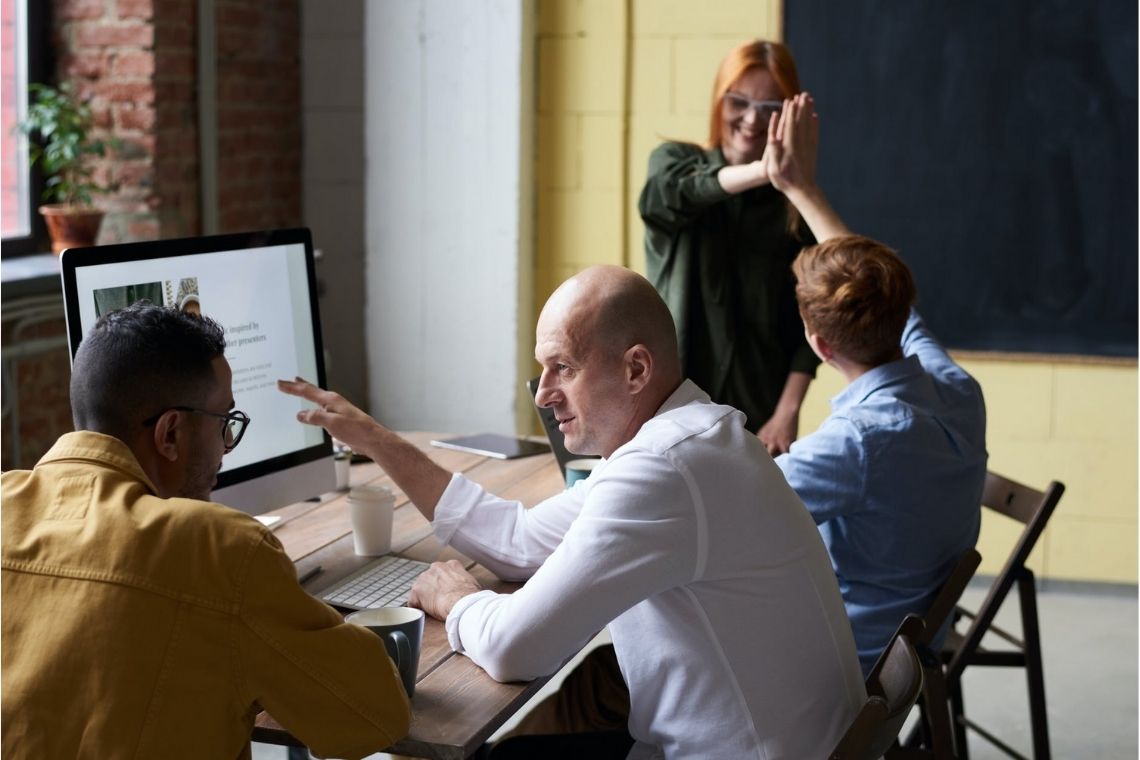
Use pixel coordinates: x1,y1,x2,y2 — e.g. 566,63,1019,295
480,730,634,759
478,644,633,759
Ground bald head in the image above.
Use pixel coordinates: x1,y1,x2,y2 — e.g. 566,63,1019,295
539,265,681,380
534,266,683,457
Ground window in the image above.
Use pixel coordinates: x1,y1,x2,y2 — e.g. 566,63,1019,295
2,0,49,255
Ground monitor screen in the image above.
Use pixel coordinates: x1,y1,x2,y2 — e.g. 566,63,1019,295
60,228,334,514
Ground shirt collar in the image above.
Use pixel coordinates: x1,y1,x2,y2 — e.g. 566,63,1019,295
37,430,160,494
655,378,710,417
829,355,925,413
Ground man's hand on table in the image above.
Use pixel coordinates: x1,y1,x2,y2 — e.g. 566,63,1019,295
408,560,484,621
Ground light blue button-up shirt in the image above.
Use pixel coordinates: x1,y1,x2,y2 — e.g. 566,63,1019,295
776,310,987,674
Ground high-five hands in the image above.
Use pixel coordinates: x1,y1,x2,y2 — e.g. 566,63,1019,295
764,92,819,196
761,92,849,242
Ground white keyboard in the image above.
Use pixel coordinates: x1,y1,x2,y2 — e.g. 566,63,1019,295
319,556,430,610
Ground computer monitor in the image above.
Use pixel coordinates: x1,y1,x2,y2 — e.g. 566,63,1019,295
60,228,335,514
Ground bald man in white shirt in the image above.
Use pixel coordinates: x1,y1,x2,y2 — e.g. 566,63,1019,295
279,266,863,760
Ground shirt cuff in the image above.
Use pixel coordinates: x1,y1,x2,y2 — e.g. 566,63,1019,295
900,308,923,346
694,156,731,203
431,473,485,547
444,589,497,653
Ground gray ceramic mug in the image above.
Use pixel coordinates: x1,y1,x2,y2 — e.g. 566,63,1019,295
346,606,425,698
565,458,601,487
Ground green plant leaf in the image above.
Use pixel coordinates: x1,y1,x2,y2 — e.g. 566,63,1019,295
16,82,116,206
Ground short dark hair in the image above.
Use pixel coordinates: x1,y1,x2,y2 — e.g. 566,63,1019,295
70,301,227,439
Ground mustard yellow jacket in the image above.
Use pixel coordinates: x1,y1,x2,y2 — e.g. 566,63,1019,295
1,432,410,759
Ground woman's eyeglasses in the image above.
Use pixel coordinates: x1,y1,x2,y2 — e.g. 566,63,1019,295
723,92,783,122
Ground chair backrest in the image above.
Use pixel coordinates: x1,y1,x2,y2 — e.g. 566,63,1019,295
831,616,925,760
918,547,981,647
945,471,1064,678
894,552,981,757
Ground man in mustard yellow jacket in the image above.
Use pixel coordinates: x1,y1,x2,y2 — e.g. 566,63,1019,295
1,301,410,759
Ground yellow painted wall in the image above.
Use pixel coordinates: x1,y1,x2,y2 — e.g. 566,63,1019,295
799,359,1138,584
531,0,1138,583
534,0,782,298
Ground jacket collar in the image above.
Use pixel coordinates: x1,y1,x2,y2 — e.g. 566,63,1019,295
37,431,160,494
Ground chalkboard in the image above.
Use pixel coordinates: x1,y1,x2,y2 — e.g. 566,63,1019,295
786,0,1137,357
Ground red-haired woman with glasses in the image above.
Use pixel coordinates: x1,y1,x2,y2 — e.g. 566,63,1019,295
640,39,818,455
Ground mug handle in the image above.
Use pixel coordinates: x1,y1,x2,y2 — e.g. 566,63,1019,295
386,630,411,672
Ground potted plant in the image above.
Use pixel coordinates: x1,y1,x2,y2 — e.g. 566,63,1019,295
17,82,116,253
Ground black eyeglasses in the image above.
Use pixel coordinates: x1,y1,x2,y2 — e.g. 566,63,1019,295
723,91,783,121
142,406,251,452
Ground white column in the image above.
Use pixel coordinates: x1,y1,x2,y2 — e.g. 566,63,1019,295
364,0,531,433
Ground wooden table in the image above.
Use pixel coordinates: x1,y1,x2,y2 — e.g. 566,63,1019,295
251,433,565,760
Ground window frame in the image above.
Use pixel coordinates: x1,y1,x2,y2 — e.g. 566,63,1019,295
2,0,52,257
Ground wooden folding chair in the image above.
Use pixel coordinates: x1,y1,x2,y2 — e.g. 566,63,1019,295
941,472,1065,759
895,548,982,759
830,615,926,760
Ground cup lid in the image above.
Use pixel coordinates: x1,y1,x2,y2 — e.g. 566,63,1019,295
348,485,393,501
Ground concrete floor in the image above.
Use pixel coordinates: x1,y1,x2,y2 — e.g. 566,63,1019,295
948,580,1138,759
253,579,1139,759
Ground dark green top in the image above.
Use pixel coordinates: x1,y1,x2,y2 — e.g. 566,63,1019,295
639,141,820,433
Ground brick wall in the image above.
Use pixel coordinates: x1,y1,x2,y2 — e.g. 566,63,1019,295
3,0,302,471
53,0,166,241
150,0,200,239
50,0,300,241
216,0,301,232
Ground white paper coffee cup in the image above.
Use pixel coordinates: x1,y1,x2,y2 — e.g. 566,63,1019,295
349,485,395,556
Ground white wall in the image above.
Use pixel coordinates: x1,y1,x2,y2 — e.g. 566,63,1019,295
302,0,368,407
364,0,531,433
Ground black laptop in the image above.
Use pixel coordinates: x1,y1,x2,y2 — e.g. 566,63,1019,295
526,377,600,477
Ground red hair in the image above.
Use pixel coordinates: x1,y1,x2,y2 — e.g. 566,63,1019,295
793,235,916,367
707,40,801,150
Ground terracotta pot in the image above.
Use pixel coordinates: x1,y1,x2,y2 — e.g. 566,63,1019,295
38,204,105,254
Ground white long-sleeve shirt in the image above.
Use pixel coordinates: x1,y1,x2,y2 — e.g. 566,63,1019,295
433,381,864,759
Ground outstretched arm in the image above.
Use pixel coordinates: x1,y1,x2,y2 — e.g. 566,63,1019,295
764,92,850,243
277,378,451,520
716,159,769,194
